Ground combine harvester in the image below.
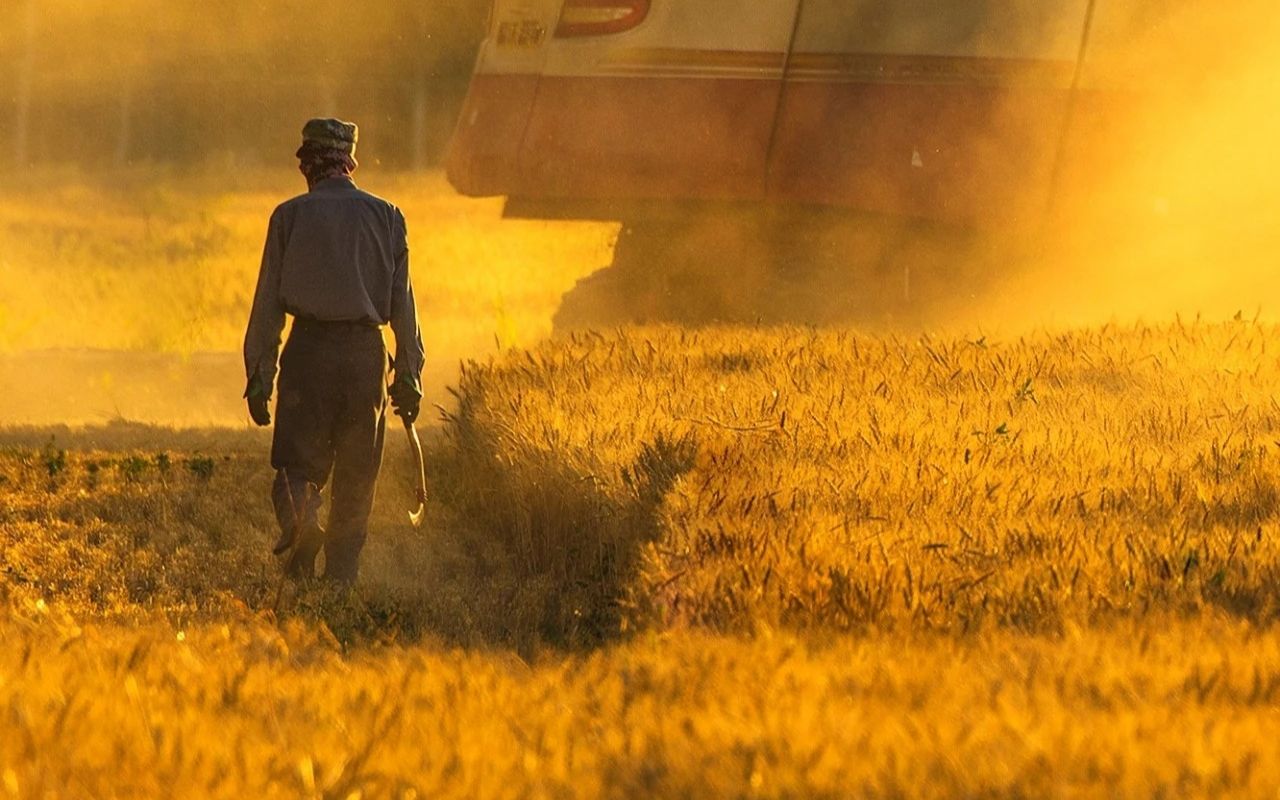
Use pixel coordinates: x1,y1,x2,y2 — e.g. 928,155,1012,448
448,0,1226,325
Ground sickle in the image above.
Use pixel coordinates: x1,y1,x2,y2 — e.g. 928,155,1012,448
404,419,427,527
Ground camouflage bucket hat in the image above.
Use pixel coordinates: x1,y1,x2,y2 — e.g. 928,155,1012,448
301,118,358,155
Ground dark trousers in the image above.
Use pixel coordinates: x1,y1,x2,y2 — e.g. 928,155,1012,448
271,319,387,583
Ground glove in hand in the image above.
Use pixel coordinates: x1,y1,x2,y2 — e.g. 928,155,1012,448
389,372,422,425
245,374,272,427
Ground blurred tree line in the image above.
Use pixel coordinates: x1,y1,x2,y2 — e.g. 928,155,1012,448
3,0,491,171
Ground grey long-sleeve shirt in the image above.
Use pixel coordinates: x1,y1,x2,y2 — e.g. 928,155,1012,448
243,176,424,395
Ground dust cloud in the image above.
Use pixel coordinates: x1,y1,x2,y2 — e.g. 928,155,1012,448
964,0,1280,330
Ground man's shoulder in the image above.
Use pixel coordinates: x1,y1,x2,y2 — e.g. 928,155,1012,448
271,192,311,217
349,187,403,218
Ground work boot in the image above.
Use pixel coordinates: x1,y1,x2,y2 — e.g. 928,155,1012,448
320,524,366,587
284,521,326,580
271,472,323,556
271,525,297,556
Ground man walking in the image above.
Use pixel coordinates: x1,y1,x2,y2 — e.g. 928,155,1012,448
243,118,424,585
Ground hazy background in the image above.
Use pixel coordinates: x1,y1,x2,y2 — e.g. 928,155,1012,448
0,0,622,427
3,0,489,171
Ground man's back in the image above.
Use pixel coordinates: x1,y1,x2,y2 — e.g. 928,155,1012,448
245,174,422,396
271,177,408,326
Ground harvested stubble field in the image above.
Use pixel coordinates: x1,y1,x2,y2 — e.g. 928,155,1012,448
5,322,1280,797
0,169,613,425
0,169,611,358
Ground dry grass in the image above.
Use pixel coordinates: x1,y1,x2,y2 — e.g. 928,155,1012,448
0,428,523,650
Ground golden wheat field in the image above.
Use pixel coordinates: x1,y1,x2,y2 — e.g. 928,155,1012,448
4,174,1280,797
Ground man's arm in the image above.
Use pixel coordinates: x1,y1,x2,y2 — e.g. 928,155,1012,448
243,208,289,401
388,208,425,390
